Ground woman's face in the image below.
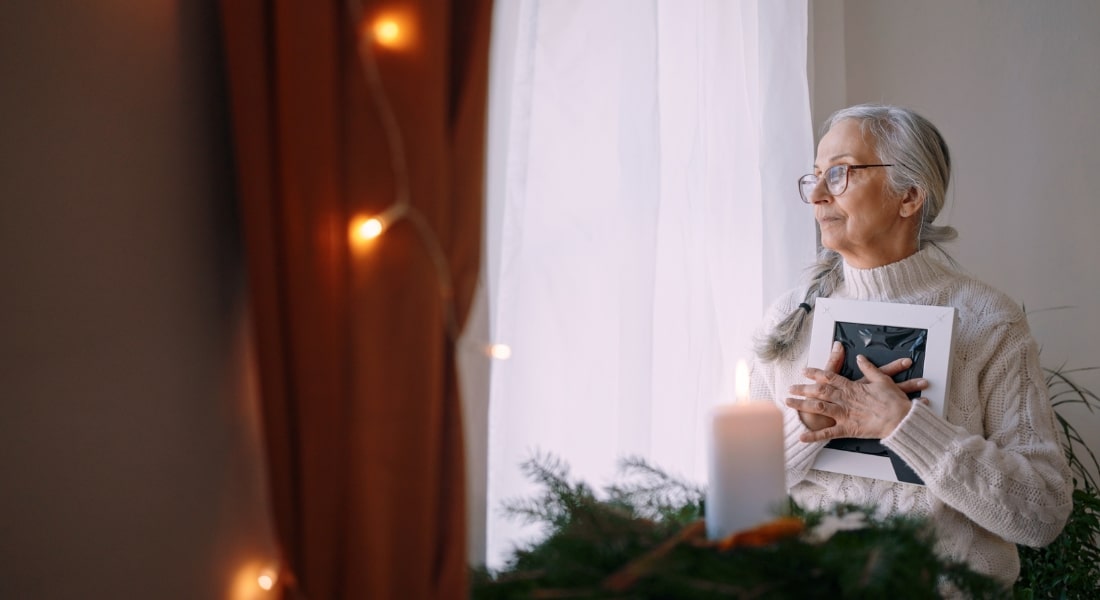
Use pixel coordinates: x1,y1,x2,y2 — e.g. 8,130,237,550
810,119,921,269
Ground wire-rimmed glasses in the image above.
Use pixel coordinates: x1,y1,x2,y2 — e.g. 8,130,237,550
798,164,894,203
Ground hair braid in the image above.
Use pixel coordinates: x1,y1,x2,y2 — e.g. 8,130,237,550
755,249,843,362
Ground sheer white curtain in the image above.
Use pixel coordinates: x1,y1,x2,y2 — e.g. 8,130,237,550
480,0,815,566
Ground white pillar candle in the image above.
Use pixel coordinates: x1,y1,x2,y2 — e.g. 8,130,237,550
706,360,787,539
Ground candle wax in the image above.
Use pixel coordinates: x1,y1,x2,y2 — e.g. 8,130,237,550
705,400,786,539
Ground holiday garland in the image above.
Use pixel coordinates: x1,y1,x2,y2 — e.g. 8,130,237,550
471,454,1007,599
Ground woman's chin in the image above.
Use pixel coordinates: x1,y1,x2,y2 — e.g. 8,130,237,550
819,237,843,254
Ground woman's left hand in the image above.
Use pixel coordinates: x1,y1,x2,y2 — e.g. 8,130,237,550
785,354,925,443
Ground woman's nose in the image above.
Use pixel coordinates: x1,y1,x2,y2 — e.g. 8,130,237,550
809,179,831,204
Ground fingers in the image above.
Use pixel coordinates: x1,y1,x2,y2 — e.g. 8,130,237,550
824,341,845,373
795,410,836,432
853,355,893,382
801,367,843,386
896,378,929,394
788,382,837,401
857,354,930,392
785,397,842,419
800,425,846,444
877,356,913,377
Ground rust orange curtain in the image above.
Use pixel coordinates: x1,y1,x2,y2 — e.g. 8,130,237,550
218,1,491,597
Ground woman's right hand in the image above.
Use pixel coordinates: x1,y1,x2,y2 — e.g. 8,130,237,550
795,341,929,432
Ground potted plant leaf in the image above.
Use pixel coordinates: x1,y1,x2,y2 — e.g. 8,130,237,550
1016,366,1100,598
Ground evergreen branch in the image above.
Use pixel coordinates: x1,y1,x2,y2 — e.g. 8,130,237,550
604,455,704,523
475,454,1006,599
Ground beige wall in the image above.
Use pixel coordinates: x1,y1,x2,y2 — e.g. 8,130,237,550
813,0,1100,466
0,2,276,598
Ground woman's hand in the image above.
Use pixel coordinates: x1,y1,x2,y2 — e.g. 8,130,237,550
793,341,845,432
788,343,929,441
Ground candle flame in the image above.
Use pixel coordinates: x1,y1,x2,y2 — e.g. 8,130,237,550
735,360,750,403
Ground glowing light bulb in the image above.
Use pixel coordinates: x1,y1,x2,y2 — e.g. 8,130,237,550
257,568,277,591
349,205,408,250
488,344,512,360
231,562,280,599
373,19,402,46
358,218,384,240
361,9,416,51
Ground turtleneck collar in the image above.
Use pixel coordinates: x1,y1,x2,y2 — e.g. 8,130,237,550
838,247,954,302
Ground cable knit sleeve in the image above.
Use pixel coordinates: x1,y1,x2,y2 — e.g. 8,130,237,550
882,313,1073,547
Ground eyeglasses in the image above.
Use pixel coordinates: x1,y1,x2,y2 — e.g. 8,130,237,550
798,164,894,203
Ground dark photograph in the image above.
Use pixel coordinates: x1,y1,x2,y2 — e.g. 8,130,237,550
825,321,929,485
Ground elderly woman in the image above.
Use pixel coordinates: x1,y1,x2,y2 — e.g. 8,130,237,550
751,104,1072,588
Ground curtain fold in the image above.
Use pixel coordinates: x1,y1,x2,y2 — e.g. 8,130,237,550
219,1,493,597
482,0,815,567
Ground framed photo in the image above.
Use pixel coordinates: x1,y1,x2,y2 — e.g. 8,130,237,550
805,298,957,485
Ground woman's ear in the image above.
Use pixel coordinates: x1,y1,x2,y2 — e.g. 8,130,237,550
899,187,926,219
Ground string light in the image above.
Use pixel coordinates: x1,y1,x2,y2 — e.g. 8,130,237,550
228,5,463,599
362,7,416,51
346,0,459,340
349,203,409,247
356,217,383,240
488,344,512,360
257,567,277,591
230,562,281,599
372,19,401,46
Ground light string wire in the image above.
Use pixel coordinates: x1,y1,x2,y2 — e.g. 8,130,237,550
346,0,459,342
265,5,465,598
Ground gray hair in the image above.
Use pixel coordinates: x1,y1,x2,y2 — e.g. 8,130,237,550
756,104,958,362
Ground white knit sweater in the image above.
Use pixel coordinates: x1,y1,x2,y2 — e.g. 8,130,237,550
751,248,1073,586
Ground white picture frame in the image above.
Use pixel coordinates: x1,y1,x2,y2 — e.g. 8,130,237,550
805,297,957,484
